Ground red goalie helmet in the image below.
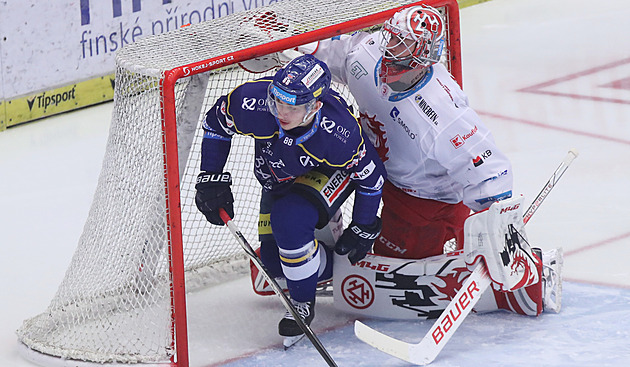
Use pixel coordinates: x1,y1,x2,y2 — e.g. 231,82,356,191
379,5,445,84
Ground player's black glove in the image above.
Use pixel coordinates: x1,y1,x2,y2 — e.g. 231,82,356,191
195,172,234,226
335,217,382,265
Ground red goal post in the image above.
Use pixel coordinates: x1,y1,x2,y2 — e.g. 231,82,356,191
18,1,461,366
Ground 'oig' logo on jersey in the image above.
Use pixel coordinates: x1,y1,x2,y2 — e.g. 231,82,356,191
321,116,336,133
321,116,350,143
242,97,257,110
242,97,267,111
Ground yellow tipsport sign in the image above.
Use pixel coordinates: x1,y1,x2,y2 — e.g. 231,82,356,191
0,73,115,130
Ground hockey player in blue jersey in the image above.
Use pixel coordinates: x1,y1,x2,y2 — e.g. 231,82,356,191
195,54,386,346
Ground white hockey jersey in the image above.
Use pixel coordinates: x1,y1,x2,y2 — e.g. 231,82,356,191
312,32,513,212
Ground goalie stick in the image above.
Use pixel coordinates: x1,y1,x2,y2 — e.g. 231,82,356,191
523,148,579,224
354,148,579,365
219,209,338,367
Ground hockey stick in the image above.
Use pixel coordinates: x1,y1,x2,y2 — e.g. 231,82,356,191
219,209,339,367
523,148,579,224
354,148,579,365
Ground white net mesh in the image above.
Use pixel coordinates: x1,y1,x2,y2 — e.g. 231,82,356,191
17,0,459,364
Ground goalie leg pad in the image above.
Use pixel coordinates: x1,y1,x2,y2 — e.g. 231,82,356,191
490,265,543,316
333,250,551,318
333,251,472,319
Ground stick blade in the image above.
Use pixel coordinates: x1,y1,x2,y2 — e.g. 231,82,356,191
354,265,492,365
354,320,415,364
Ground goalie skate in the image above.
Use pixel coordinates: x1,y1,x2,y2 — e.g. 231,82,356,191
541,248,563,313
279,299,315,349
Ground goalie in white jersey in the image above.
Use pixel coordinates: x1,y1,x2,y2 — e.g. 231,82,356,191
305,5,562,316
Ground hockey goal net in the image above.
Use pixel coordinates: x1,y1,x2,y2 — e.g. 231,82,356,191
17,0,461,366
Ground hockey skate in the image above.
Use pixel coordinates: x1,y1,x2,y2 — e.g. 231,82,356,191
279,299,315,349
541,248,563,313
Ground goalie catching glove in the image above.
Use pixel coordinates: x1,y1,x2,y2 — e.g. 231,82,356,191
335,218,382,265
464,195,540,292
195,172,234,225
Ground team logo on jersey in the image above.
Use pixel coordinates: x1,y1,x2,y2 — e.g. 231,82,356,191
450,125,478,149
361,112,389,163
350,61,368,80
414,95,439,125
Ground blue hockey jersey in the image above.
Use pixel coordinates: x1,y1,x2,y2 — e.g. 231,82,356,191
200,77,386,224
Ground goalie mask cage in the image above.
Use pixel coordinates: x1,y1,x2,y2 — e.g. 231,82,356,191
16,0,461,366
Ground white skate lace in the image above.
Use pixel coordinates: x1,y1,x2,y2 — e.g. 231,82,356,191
284,300,311,321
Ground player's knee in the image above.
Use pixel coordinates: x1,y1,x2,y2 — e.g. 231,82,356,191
270,193,319,247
